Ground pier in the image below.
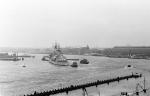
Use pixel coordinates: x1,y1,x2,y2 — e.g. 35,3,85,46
67,59,80,61
23,72,142,96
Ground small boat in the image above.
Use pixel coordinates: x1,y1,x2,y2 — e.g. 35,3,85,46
22,64,26,67
124,65,135,69
70,61,78,67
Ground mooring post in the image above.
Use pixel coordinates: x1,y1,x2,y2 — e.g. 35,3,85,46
143,77,147,93
136,83,139,96
82,88,85,96
66,90,68,95
96,86,100,96
82,87,88,96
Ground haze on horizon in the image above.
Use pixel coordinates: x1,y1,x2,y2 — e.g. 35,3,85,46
0,0,150,48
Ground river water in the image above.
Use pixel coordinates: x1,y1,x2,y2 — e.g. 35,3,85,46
0,54,150,96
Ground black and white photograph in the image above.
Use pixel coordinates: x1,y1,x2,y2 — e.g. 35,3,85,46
0,0,150,96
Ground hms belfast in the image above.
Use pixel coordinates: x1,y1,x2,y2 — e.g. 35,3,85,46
48,43,70,66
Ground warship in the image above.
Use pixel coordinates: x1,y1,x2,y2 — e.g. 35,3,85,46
49,43,69,66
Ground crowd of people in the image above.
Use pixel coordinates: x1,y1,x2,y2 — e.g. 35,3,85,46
23,73,142,96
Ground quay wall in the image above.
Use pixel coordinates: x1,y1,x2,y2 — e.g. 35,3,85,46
103,47,150,57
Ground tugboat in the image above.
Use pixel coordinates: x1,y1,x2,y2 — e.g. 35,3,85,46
49,43,69,66
80,59,89,64
70,61,78,67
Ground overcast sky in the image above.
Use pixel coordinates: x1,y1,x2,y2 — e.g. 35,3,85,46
0,0,150,48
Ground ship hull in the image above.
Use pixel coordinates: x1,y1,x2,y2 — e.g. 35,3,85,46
49,60,69,66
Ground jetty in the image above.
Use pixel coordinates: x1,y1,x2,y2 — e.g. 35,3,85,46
67,58,80,61
23,69,142,96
